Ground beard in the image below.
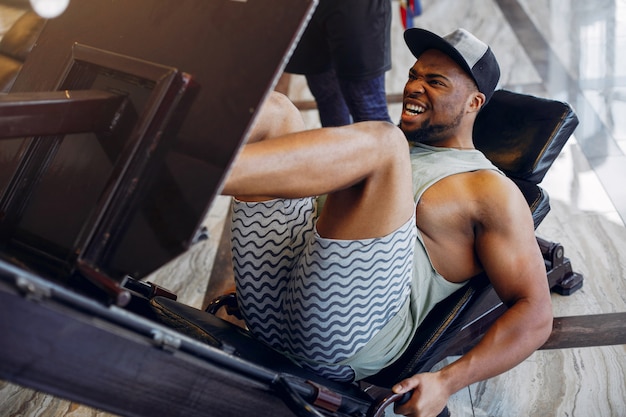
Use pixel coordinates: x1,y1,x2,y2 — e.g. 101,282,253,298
402,122,451,145
400,108,464,146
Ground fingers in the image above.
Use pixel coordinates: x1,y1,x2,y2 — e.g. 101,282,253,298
391,373,450,417
392,376,420,416
392,375,420,394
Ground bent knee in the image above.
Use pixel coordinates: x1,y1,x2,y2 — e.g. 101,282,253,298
355,121,410,161
252,92,305,140
264,91,300,120
265,91,293,111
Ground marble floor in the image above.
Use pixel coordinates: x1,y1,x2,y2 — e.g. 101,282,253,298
2,0,626,416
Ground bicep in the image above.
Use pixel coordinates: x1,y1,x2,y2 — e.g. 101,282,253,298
474,179,549,306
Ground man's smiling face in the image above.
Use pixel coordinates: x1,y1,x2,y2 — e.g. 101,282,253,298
399,49,478,146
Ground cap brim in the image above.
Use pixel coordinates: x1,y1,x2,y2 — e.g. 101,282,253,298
404,29,475,85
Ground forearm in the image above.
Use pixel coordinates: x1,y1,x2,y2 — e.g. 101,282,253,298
436,297,552,395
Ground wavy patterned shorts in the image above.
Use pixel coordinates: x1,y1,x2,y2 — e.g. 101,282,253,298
231,197,415,382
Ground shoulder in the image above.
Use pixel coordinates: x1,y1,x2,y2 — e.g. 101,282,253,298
447,168,516,198
467,169,515,193
465,170,532,229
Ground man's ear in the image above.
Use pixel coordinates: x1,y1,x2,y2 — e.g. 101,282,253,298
468,92,486,113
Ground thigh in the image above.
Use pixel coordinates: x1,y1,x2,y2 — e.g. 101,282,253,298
312,122,415,241
228,116,414,241
231,197,317,345
282,214,416,370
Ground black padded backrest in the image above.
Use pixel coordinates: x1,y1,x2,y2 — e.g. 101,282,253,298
474,90,578,184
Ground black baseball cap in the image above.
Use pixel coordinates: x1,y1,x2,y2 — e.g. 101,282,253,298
404,28,500,103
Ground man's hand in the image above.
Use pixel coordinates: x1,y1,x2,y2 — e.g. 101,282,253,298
392,371,450,417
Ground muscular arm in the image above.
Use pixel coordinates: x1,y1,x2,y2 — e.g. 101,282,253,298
394,173,553,417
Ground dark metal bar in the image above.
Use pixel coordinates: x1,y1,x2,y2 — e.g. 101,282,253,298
449,309,626,354
541,312,626,350
75,260,132,307
0,90,126,139
0,290,294,417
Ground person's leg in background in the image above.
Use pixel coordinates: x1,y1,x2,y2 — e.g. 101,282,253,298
323,0,393,124
305,67,392,126
285,0,393,126
338,72,391,123
305,67,352,126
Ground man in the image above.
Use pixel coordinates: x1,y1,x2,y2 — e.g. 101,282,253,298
222,28,553,417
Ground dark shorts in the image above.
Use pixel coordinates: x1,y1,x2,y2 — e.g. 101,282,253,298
285,0,392,80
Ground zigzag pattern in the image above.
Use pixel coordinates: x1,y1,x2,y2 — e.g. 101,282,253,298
231,198,416,382
302,362,357,382
232,198,317,350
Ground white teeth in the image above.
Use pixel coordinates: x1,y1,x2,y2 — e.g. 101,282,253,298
405,103,425,114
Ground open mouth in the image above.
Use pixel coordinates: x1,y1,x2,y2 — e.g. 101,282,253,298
404,103,426,116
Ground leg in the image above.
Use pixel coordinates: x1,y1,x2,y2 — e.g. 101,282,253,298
229,91,307,202
231,194,416,382
230,197,318,355
226,92,416,380
305,68,352,127
338,73,392,123
245,90,306,146
282,211,416,381
325,0,392,123
223,92,414,240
